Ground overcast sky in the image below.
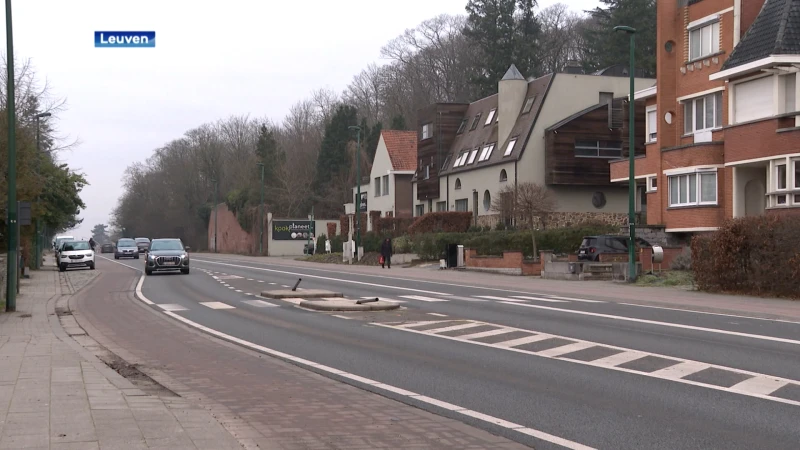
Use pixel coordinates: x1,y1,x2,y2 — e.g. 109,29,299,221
1,0,599,240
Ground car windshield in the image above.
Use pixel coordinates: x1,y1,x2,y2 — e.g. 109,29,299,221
62,241,90,251
150,240,184,251
118,239,136,246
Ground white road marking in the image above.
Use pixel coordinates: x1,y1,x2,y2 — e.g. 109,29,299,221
246,278,254,281
227,286,235,290
279,298,305,305
476,295,530,302
199,302,236,310
511,296,568,303
428,313,448,317
399,295,448,302
332,315,353,320
281,285,290,288
157,304,187,312
194,259,454,297
499,302,800,346
544,295,604,303
429,323,487,334
268,282,276,285
258,280,265,283
376,319,800,407
618,302,800,324
217,275,243,280
235,289,243,293
120,269,596,450
458,328,514,340
245,293,254,296
242,300,278,308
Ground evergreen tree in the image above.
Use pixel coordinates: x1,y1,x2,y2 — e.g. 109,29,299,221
314,104,358,193
366,121,383,162
464,0,542,97
91,224,109,244
580,0,657,76
389,115,407,131
255,123,284,189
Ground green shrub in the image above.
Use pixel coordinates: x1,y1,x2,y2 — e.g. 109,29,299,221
408,212,472,234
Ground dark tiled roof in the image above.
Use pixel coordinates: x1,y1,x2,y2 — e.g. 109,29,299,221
381,130,417,171
440,74,554,176
721,0,800,70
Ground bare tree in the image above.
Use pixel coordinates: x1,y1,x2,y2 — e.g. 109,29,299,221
493,182,557,260
538,4,586,74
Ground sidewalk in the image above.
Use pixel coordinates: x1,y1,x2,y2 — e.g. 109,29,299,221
197,253,800,321
0,263,244,449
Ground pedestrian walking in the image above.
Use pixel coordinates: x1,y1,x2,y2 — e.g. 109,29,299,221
380,237,393,269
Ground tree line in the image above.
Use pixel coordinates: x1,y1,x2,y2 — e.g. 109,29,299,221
0,57,88,259
111,0,656,250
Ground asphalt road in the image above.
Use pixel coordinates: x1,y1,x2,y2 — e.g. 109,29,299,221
97,253,800,450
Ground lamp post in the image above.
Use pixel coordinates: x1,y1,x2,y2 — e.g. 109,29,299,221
34,112,52,270
614,25,637,282
211,178,218,253
257,163,264,255
6,0,18,311
348,125,362,260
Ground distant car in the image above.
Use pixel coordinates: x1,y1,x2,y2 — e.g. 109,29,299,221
577,235,653,262
58,240,95,272
100,243,114,253
115,238,139,259
135,237,151,253
144,238,190,275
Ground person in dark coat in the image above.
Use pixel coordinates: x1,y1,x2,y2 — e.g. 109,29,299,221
380,237,393,269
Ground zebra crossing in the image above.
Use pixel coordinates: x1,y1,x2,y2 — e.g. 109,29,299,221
374,319,800,407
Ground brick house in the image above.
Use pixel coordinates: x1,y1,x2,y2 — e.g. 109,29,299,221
412,64,654,228
610,0,800,238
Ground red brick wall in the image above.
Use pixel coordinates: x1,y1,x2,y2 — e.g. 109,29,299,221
208,203,259,255
741,0,765,36
725,120,800,163
596,247,685,271
464,248,542,276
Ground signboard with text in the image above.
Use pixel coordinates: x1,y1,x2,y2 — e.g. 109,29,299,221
272,220,315,241
355,192,367,212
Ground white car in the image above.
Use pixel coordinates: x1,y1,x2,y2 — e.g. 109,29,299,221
58,240,96,272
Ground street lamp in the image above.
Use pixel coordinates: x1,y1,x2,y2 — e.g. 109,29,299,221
614,25,638,282
348,125,362,260
6,0,19,312
256,163,264,255
34,112,52,270
211,178,218,253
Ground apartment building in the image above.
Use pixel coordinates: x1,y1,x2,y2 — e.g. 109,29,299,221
411,64,654,228
610,0,800,236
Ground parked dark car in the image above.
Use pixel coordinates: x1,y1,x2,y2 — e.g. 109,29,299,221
115,238,139,259
135,237,151,253
577,235,653,262
144,238,190,275
100,243,114,253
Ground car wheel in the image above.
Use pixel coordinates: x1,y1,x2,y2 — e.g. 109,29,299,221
89,262,95,270
59,264,66,272
181,268,190,274
135,255,139,259
114,255,119,260
145,268,152,275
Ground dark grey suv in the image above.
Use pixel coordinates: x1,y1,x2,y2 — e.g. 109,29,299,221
144,238,190,275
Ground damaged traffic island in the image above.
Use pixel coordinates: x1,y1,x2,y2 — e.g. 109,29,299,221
260,288,400,312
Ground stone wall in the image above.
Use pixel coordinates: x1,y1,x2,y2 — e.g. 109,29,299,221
618,225,686,247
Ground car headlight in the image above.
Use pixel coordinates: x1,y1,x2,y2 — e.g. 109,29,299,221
85,253,93,257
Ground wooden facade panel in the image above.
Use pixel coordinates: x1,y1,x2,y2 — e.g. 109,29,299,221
417,103,469,200
545,100,646,186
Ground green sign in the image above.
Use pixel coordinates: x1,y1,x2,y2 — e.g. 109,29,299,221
272,220,315,240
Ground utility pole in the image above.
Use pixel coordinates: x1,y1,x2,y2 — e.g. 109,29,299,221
6,0,18,312
257,163,264,255
348,125,362,260
34,112,51,270
211,179,218,253
614,25,638,282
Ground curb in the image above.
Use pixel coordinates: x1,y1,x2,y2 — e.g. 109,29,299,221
298,299,400,312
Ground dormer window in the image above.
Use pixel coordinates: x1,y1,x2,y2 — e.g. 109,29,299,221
456,118,468,134
478,143,496,162
503,137,518,156
522,96,536,114
485,109,496,125
470,113,482,130
421,123,433,140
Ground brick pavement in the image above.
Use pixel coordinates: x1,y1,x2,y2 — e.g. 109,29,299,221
70,260,530,449
199,253,800,321
0,259,244,450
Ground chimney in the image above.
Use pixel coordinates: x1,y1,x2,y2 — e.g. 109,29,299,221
563,60,583,74
498,64,528,147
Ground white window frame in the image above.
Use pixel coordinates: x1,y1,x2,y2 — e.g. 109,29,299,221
522,96,535,114
421,123,432,140
647,175,658,192
485,109,496,125
382,175,389,196
646,106,657,143
467,148,479,164
504,138,517,156
454,178,462,190
668,169,718,207
499,169,508,182
415,204,424,216
374,177,381,197
688,20,720,61
765,157,800,207
478,143,495,162
574,140,623,158
424,165,430,180
683,91,723,134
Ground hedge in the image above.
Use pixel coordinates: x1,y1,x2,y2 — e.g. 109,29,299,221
374,217,415,237
691,215,800,298
407,212,473,234
408,222,618,260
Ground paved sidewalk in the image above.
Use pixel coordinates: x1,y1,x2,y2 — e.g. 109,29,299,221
0,264,244,450
198,253,800,321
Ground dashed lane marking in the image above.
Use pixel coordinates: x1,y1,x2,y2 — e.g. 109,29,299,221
428,313,448,317
157,304,187,312
332,315,353,320
199,302,236,310
241,300,278,308
375,319,800,407
510,296,569,303
399,295,449,302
